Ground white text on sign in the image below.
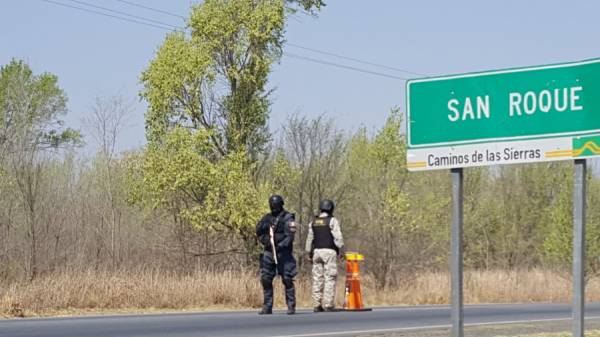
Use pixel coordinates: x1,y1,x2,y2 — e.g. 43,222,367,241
447,86,583,122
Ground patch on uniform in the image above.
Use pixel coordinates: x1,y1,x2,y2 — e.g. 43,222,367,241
289,221,297,233
313,219,326,226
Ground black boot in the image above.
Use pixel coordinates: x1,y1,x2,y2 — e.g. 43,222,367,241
259,307,272,315
313,305,324,313
287,306,296,315
282,277,296,315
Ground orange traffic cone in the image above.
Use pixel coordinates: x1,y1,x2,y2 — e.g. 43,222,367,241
343,252,372,311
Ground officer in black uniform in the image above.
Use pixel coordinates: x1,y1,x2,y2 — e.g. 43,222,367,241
256,195,297,315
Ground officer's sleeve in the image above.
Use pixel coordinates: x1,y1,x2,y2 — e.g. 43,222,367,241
304,222,314,253
330,217,344,249
276,213,295,249
256,216,268,236
256,217,270,247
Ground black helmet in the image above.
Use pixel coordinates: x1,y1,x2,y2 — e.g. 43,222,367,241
269,195,284,215
319,199,335,215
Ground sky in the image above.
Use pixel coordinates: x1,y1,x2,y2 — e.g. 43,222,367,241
2,0,600,153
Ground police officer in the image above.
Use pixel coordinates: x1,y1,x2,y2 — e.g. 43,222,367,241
304,199,344,312
256,195,297,315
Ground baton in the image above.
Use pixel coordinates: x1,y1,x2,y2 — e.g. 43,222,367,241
269,225,278,265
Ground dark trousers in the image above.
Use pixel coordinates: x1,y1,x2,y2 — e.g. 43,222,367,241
260,251,297,309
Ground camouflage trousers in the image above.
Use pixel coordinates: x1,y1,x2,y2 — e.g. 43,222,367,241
311,248,338,308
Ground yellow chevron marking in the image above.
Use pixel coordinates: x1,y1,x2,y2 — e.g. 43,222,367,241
406,161,427,168
545,141,600,158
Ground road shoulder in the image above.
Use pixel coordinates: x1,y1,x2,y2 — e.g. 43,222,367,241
365,318,600,337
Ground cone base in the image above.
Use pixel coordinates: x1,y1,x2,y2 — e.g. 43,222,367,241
341,308,372,312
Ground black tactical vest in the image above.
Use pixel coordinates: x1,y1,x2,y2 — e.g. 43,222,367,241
267,211,294,251
312,216,337,251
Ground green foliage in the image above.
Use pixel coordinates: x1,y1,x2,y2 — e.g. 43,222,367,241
0,59,80,154
140,33,213,144
44,128,83,148
341,108,448,286
542,173,600,278
542,179,573,269
345,109,405,201
459,162,573,269
138,0,292,259
268,149,300,197
142,0,286,158
285,0,325,14
0,60,59,135
130,127,267,255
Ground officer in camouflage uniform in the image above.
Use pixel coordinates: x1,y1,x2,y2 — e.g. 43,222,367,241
304,199,344,312
256,195,297,315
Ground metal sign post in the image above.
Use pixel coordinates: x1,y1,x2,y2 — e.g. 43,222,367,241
451,168,464,337
573,159,586,337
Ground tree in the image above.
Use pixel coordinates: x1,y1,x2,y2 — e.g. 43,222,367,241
464,162,569,269
0,59,80,279
83,94,131,159
82,94,132,267
541,169,600,280
286,0,325,14
0,59,80,160
129,127,268,262
135,0,328,262
343,109,448,288
141,0,286,159
265,114,349,269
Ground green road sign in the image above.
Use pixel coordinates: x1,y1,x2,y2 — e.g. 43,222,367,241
406,58,600,171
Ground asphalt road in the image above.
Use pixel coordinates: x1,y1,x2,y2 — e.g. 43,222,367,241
3,303,600,337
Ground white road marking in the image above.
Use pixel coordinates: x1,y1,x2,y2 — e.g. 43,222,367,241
272,315,600,337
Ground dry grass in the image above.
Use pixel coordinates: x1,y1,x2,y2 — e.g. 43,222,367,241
367,268,600,306
0,268,309,317
2,268,600,317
